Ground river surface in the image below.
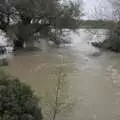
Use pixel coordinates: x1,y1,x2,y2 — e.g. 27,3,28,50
5,29,120,120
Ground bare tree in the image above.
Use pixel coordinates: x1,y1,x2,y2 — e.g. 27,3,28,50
42,55,74,120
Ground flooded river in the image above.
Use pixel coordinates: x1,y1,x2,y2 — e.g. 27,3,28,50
5,29,120,120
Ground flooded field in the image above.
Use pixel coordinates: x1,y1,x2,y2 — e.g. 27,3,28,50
4,29,120,120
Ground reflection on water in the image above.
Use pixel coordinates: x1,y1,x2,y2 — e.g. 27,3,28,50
5,29,120,120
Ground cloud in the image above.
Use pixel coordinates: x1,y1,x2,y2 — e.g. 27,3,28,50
83,0,113,19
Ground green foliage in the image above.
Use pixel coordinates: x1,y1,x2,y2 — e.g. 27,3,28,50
0,72,43,120
0,0,83,47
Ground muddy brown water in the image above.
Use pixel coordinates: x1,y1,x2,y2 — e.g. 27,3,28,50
4,29,120,120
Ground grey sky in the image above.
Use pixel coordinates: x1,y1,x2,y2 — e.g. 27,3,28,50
83,0,113,20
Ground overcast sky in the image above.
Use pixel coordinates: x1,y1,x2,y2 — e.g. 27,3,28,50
83,0,113,20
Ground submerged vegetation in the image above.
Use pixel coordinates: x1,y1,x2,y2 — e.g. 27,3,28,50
0,59,8,66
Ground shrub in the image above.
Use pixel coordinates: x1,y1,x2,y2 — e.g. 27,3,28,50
103,29,120,52
92,28,120,52
0,71,43,120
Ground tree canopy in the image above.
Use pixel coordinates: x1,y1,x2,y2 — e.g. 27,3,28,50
0,0,83,48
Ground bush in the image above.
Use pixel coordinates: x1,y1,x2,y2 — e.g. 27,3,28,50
100,30,120,52
0,71,43,120
92,29,120,52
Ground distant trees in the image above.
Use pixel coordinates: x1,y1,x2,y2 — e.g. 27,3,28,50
79,20,114,29
0,0,83,48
